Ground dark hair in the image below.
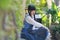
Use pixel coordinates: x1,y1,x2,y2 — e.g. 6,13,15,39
28,12,35,20
28,4,36,19
28,4,36,11
28,4,36,14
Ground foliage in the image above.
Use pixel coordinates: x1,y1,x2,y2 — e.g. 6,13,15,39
50,25,60,40
52,25,60,34
35,0,48,26
0,0,24,40
0,0,12,9
47,2,58,23
39,0,47,7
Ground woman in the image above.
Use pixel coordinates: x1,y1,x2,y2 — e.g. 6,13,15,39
21,4,51,40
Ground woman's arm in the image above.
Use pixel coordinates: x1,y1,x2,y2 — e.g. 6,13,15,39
25,16,50,32
25,16,44,27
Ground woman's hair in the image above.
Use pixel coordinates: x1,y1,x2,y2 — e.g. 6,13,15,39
28,4,36,20
28,4,36,16
28,4,36,11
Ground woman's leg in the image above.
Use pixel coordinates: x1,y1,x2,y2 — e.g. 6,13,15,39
24,32,35,40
